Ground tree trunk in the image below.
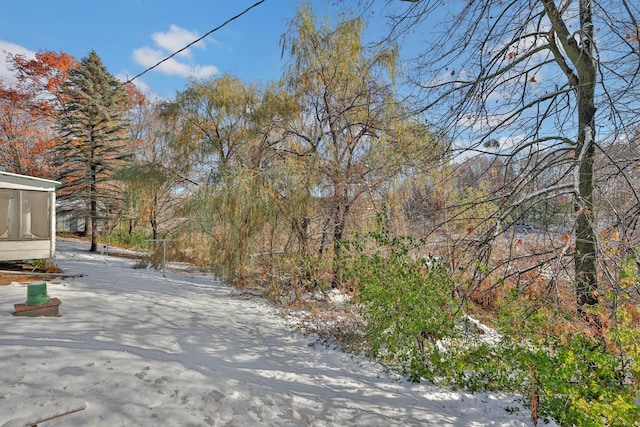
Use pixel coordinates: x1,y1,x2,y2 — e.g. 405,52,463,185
574,0,598,310
331,186,351,287
90,164,98,252
151,193,158,240
90,197,98,252
151,216,158,240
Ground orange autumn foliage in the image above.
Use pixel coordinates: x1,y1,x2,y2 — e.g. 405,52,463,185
0,50,77,177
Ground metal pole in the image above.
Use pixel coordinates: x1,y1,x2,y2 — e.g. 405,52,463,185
105,213,110,255
144,238,180,279
162,240,167,277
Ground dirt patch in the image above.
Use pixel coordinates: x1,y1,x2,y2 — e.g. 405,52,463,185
0,262,58,285
0,274,52,286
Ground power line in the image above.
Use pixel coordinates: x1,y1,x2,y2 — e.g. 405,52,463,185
125,0,268,85
48,1,268,119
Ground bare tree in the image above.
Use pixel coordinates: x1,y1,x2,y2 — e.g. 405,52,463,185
116,91,193,241
362,0,640,313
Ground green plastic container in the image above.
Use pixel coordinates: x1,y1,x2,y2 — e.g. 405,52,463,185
26,282,49,306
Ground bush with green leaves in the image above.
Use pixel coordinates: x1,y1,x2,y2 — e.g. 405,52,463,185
341,211,512,387
493,288,640,427
342,214,640,426
341,210,462,381
99,229,151,250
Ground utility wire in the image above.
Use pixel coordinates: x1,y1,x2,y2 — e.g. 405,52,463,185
125,0,268,85
52,1,267,119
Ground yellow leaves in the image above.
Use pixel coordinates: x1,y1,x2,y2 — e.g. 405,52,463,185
606,246,619,257
600,226,620,242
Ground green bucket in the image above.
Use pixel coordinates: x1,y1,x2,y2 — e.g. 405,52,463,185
26,282,49,306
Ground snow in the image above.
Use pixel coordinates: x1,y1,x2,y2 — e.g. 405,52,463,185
0,240,555,426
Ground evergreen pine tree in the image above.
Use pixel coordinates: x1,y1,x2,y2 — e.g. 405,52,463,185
55,50,130,251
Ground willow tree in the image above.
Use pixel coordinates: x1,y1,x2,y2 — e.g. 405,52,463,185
367,0,640,314
164,75,258,182
164,75,294,277
281,4,441,281
55,51,131,251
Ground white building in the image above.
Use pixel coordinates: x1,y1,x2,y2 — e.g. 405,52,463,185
0,171,60,262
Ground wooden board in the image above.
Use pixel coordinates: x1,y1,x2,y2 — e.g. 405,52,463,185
13,298,61,317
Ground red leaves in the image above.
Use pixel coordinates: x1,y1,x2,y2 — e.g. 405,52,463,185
11,51,77,98
124,82,146,108
0,50,77,176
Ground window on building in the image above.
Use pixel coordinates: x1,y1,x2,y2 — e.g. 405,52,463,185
0,189,50,240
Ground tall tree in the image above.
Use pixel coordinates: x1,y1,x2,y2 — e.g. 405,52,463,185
281,4,441,282
370,0,640,315
55,51,131,251
165,75,291,277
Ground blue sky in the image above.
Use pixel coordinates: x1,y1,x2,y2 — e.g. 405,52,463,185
0,0,363,99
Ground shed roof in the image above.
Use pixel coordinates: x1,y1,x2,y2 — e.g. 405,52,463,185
0,171,61,191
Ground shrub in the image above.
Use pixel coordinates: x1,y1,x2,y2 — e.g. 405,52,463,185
342,209,461,381
99,229,151,250
342,211,640,426
495,290,640,426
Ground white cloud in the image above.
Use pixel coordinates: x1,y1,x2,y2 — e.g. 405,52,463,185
132,46,218,79
186,64,220,80
132,25,219,79
151,25,206,58
133,46,167,69
0,40,35,84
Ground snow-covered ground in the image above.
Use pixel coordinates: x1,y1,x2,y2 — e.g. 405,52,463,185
0,240,555,426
